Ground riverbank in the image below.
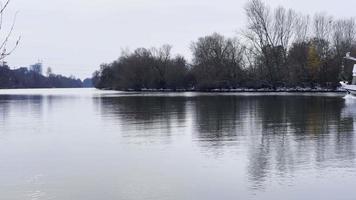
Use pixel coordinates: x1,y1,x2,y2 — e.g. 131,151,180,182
104,87,346,93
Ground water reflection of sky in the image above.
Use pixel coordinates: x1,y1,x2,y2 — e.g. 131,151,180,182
0,89,355,200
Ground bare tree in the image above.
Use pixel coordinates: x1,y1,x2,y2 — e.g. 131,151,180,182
294,14,310,43
332,18,356,82
191,33,246,89
273,7,296,49
0,0,20,61
92,0,356,90
150,44,173,88
244,0,297,51
333,18,356,54
244,0,298,84
313,13,333,42
244,0,273,52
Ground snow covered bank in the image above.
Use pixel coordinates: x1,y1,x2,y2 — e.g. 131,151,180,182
118,87,346,93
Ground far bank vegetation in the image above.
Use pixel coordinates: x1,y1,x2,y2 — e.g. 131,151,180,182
93,0,356,91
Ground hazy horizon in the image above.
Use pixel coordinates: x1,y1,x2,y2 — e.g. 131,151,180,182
3,0,356,79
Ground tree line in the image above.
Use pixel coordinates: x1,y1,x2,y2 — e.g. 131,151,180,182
0,64,92,89
0,1,95,89
93,0,356,91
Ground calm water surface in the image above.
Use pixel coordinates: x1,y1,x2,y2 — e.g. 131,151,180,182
0,89,355,200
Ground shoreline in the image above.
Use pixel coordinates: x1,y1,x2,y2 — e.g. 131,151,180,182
0,87,347,94
103,87,346,93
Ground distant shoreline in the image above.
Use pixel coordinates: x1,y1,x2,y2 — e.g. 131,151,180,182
101,88,346,93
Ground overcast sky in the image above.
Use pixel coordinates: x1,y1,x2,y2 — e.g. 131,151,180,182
3,0,356,79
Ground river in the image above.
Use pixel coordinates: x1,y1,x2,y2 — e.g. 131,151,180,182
0,88,355,200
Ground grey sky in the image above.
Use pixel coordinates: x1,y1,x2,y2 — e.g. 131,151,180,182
4,0,356,79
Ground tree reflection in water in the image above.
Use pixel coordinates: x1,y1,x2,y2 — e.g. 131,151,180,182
0,95,45,131
98,96,188,143
98,94,355,190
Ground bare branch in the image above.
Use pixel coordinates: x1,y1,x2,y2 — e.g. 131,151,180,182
0,0,20,61
0,0,10,14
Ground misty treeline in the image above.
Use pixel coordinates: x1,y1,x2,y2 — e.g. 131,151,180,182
93,0,356,90
0,64,92,89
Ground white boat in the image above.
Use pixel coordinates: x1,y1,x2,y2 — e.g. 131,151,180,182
341,53,356,95
340,81,356,95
